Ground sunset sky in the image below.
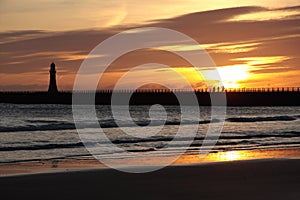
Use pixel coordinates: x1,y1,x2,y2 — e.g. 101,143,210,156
0,0,299,90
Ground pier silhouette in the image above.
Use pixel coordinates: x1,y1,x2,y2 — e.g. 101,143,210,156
0,63,299,106
0,88,299,106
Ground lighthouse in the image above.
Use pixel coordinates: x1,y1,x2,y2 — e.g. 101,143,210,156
48,62,58,93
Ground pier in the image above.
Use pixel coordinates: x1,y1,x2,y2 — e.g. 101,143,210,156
1,88,299,106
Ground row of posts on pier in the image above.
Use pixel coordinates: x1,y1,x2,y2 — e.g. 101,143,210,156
2,87,300,94
67,87,300,93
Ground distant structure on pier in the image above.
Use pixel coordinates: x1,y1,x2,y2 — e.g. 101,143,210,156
0,62,299,105
48,62,58,93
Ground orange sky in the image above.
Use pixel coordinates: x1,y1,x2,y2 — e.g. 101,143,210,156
0,1,299,91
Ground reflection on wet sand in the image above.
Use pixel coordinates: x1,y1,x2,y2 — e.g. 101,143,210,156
176,148,300,164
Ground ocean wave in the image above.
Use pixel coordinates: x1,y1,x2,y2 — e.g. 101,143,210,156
284,131,300,134
226,115,297,122
1,133,299,152
25,120,62,123
0,153,93,164
105,133,300,145
0,142,84,151
0,119,219,132
0,114,298,132
0,122,76,132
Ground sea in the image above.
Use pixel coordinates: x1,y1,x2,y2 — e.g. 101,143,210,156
0,103,300,164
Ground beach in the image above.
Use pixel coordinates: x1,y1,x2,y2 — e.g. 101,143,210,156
1,104,300,199
1,158,300,200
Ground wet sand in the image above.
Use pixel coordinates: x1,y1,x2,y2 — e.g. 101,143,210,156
1,159,300,200
2,148,300,176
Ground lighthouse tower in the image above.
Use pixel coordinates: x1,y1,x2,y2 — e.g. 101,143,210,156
48,62,58,93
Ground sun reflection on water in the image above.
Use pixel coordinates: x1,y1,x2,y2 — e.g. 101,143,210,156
175,149,300,165
215,151,242,161
201,150,248,162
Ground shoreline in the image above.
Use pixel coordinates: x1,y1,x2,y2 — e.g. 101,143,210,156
1,147,300,177
1,157,297,178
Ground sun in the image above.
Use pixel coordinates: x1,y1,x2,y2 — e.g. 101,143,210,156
217,65,250,88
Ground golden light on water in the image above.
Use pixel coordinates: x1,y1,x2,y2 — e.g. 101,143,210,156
196,151,248,162
204,149,300,162
216,151,242,161
175,149,300,165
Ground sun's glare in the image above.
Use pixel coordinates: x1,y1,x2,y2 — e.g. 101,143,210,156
219,151,242,161
217,65,250,88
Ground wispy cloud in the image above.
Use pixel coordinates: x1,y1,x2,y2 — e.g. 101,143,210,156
0,30,50,44
228,8,300,22
233,56,290,65
203,42,261,53
13,51,104,61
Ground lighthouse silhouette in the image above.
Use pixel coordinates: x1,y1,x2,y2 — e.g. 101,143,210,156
48,62,58,93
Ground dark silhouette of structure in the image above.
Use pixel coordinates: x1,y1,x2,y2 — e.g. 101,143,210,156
0,62,299,106
0,89,300,106
48,62,58,93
